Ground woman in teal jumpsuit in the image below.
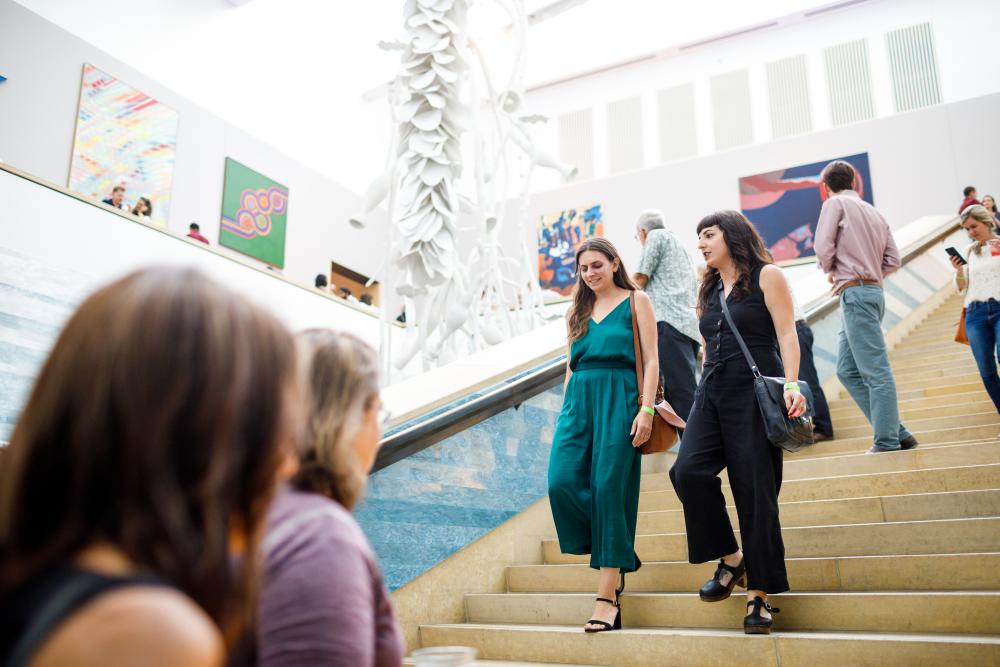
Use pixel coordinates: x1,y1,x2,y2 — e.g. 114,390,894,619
547,237,660,633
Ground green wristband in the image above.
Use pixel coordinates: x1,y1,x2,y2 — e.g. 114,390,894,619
784,381,800,392
640,406,655,416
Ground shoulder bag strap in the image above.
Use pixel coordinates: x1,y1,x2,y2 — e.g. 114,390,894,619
717,283,762,379
630,291,644,407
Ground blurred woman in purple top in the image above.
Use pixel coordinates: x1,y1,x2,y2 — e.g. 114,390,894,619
254,330,403,667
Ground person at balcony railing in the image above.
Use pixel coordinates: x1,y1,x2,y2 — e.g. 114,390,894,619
632,209,700,427
249,330,403,667
101,184,127,210
952,205,1000,428
958,185,981,215
187,222,211,245
548,237,658,633
130,196,153,221
814,160,918,454
981,195,999,223
670,211,805,635
0,267,302,667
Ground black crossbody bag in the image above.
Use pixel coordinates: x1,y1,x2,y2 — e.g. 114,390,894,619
718,288,815,453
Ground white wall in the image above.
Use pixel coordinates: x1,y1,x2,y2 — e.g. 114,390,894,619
517,0,1000,190
0,0,387,288
0,167,382,340
496,91,1000,273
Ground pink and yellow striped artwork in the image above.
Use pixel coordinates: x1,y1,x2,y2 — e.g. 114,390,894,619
68,64,179,228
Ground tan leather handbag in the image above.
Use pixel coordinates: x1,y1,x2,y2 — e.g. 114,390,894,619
629,292,686,454
955,307,969,345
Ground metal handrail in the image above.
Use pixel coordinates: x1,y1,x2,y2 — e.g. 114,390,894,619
372,354,566,472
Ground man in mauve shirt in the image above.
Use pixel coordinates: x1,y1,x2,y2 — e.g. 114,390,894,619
814,160,917,454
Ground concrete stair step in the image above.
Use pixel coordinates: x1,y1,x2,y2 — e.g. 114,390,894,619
636,488,1000,533
639,463,1000,511
782,439,1000,476
638,441,1000,492
418,624,1000,667
828,389,992,416
464,591,1000,635
891,341,970,358
780,424,1000,458
853,380,983,402
507,553,1000,593
830,411,999,440
543,517,1000,563
891,362,980,382
834,400,997,427
837,373,983,399
902,326,964,343
888,351,977,371
409,664,588,667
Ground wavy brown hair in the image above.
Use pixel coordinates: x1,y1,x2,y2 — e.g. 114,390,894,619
696,210,773,314
293,330,380,510
566,237,638,342
0,267,299,643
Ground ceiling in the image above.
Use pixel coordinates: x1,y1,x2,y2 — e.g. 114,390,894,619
12,0,849,192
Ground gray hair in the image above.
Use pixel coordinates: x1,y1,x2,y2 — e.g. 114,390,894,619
636,209,666,232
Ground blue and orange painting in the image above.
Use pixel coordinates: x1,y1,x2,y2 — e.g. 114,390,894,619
537,203,603,296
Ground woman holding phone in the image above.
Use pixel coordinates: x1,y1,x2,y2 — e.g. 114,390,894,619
952,205,1000,427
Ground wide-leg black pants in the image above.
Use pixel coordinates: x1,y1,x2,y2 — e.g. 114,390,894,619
796,320,834,438
669,357,789,594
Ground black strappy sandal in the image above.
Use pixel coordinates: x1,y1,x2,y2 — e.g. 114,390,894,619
744,596,780,635
583,596,621,633
699,558,746,602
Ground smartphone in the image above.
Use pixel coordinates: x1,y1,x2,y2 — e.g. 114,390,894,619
945,247,967,265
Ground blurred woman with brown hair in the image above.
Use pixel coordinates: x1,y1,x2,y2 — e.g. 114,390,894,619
252,330,403,667
546,237,659,633
0,267,301,667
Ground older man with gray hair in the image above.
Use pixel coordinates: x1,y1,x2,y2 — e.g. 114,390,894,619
633,209,700,425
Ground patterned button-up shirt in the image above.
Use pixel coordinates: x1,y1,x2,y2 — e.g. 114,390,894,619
637,228,700,342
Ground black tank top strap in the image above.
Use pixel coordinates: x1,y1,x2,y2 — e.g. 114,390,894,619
5,565,168,667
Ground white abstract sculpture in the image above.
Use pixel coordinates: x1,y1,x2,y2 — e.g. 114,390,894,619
363,0,577,376
393,0,468,298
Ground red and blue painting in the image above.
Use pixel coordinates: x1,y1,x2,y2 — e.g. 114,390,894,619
739,152,872,263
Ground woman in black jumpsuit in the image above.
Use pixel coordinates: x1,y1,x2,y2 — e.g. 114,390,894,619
670,211,807,634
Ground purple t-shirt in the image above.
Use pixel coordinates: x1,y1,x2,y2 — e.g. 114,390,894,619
256,488,404,667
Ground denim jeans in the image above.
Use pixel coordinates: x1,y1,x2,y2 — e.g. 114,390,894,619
965,299,1000,414
836,285,912,451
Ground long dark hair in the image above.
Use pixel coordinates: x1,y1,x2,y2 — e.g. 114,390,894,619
567,237,638,341
131,196,152,217
696,210,773,314
0,267,299,643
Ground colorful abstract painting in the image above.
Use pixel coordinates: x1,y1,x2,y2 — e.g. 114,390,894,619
537,204,603,296
69,64,178,227
219,158,288,268
739,152,873,262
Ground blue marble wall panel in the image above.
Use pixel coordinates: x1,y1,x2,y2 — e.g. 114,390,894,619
0,248,97,441
356,385,563,591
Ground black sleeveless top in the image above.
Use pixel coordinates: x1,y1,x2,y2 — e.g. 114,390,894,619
700,265,781,373
0,564,167,667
